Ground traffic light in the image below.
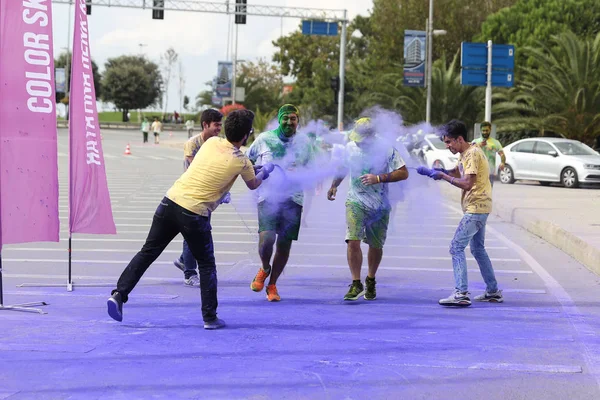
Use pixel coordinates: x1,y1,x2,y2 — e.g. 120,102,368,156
235,0,247,24
152,0,164,20
330,76,340,92
86,0,91,15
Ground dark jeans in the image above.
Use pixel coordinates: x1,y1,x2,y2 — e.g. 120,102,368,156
113,197,218,322
143,131,148,143
179,240,198,278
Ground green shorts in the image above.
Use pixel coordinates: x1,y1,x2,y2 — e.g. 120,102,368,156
345,202,390,249
258,200,303,241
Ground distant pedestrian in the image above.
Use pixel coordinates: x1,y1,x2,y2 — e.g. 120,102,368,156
140,117,150,143
151,117,163,144
185,118,195,138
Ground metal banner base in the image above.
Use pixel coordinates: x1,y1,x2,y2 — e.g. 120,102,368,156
17,280,113,291
0,301,49,314
1,254,49,314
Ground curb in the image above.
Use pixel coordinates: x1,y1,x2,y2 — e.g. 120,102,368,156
493,202,600,276
438,184,600,277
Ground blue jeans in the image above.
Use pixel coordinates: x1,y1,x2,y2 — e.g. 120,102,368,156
450,213,498,293
179,240,198,279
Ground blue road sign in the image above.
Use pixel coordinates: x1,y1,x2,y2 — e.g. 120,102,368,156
461,69,514,87
302,20,338,36
490,44,515,70
461,42,515,71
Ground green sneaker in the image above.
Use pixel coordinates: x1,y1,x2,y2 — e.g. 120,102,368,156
364,276,376,300
344,280,365,301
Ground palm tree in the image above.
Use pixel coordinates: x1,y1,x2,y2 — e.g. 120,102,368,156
494,32,600,146
371,53,484,128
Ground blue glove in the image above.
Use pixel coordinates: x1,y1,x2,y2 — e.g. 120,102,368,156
417,166,432,176
253,165,263,174
433,167,449,174
262,162,275,173
256,168,270,181
429,171,443,180
219,192,231,204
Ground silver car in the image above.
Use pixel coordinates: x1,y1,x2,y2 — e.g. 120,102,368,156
500,138,600,188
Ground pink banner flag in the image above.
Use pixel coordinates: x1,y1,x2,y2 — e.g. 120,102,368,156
0,0,60,247
69,0,116,234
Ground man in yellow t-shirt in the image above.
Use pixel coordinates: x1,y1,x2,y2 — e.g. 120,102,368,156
108,110,272,330
416,119,502,307
173,109,223,286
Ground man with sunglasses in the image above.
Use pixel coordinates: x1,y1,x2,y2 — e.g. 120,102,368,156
417,119,503,307
246,104,314,302
107,110,272,328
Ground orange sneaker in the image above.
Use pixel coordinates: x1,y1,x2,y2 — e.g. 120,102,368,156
250,268,270,292
266,284,281,302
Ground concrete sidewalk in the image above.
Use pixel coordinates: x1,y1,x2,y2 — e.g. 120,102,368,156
441,181,600,276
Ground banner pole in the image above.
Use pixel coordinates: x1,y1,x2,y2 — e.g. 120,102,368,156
67,235,73,291
0,251,48,314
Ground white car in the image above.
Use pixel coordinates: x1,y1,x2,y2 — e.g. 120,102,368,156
419,134,459,170
500,138,600,188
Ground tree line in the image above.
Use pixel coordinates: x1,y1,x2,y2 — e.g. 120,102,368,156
70,0,600,145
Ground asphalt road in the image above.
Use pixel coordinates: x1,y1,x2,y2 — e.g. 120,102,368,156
1,129,599,400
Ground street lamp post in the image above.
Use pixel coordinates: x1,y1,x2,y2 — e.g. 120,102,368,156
232,22,239,104
425,0,446,125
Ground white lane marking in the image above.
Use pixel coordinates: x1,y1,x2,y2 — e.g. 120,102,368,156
380,361,581,374
444,204,600,389
2,259,235,266
4,291,178,299
3,248,248,255
4,273,230,281
248,263,532,274
56,216,255,221
48,234,510,251
56,238,257,244
289,253,521,262
487,224,600,389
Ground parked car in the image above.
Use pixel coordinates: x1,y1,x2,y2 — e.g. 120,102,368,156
416,134,459,170
499,138,600,188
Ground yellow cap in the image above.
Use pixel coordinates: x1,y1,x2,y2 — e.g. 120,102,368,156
348,117,374,143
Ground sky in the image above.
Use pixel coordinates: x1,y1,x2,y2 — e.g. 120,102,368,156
51,0,373,112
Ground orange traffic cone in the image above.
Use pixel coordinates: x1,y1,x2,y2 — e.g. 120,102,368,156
124,143,131,155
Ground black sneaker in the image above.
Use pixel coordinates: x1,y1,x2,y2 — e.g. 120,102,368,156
438,290,471,307
364,276,376,300
204,318,226,330
344,280,365,301
173,259,185,272
107,292,123,321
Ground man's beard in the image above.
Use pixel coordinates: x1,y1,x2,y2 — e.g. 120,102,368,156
282,125,296,136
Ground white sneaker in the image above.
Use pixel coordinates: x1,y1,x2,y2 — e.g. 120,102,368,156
184,275,200,287
439,290,471,307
